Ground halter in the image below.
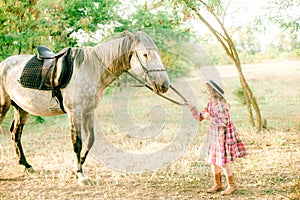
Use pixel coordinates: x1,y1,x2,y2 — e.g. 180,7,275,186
125,71,187,106
125,49,187,106
105,47,187,106
133,49,166,83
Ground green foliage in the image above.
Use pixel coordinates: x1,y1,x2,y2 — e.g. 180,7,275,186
235,27,262,55
0,0,122,61
143,28,196,78
233,87,246,105
0,35,17,59
0,0,42,59
264,0,300,33
126,3,181,30
1,0,298,68
254,0,300,57
112,3,196,78
62,0,121,33
35,116,45,124
37,0,122,49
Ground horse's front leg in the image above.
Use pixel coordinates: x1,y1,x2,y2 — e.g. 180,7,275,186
80,112,95,165
69,112,94,186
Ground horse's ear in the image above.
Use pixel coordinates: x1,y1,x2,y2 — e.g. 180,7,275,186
124,30,135,40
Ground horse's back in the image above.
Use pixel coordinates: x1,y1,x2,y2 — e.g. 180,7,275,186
0,55,32,93
0,54,33,67
0,54,33,99
0,55,33,76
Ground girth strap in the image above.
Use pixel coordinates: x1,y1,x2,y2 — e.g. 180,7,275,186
50,57,65,112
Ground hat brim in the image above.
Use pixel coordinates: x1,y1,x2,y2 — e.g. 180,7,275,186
207,80,226,99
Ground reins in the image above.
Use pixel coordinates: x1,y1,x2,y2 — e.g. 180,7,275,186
104,36,187,106
125,71,187,106
130,50,187,106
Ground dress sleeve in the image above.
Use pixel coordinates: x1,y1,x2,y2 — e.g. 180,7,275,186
212,102,229,127
189,104,208,122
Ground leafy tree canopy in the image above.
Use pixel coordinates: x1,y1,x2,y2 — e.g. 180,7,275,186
0,0,121,60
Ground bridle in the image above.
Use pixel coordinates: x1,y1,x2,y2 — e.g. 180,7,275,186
134,49,166,82
126,71,187,106
126,49,187,106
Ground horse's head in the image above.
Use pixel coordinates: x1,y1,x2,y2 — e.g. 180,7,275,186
126,30,170,94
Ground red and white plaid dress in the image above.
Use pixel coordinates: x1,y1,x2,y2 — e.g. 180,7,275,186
191,101,248,166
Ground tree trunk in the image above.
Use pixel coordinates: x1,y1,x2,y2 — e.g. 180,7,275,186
236,62,262,130
242,81,255,128
187,1,264,130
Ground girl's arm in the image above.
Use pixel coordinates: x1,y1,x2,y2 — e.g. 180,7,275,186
186,102,208,122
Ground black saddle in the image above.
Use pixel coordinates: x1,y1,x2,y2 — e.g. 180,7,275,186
19,45,74,112
37,45,55,59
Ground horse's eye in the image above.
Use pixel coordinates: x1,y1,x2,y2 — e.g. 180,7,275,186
143,53,148,58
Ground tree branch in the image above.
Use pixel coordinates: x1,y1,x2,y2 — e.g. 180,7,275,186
198,0,240,66
186,5,233,61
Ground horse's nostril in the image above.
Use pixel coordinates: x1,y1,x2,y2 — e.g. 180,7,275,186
161,81,169,93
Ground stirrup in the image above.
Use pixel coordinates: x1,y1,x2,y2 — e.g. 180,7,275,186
49,97,60,111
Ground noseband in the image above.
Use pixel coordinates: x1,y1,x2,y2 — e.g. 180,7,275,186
125,49,187,106
126,71,187,106
133,49,166,83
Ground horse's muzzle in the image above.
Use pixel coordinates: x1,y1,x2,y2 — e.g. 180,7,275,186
156,71,170,94
161,80,169,93
153,77,169,94
147,68,170,94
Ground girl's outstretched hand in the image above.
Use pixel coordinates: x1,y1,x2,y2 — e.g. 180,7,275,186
185,101,194,110
203,111,210,119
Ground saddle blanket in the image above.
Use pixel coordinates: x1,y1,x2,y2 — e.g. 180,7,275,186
19,56,47,89
19,49,73,90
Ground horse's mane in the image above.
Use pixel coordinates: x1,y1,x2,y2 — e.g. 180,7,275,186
81,35,133,82
78,31,159,85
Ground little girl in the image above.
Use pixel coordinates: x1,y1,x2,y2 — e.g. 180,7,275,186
186,80,248,195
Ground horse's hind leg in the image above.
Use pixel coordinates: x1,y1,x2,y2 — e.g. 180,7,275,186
0,103,10,125
0,90,11,134
10,101,33,171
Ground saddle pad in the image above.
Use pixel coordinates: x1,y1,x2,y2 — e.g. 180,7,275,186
19,56,49,90
19,48,73,90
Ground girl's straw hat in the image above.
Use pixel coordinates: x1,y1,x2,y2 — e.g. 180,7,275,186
207,80,226,99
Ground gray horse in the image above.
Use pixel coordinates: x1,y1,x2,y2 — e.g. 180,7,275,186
0,30,170,185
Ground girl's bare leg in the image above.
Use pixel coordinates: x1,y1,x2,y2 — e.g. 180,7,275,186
211,164,221,174
221,164,233,176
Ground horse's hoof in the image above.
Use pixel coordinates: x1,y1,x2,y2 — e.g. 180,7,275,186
25,167,36,174
78,178,92,186
77,172,92,186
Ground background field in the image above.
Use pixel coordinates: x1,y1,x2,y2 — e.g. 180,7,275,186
0,59,299,199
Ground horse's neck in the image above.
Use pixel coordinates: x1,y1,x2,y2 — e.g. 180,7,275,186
86,37,131,91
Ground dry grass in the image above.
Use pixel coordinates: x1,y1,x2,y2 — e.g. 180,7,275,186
0,59,299,199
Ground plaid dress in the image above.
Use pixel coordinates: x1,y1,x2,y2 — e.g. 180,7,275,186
191,101,248,166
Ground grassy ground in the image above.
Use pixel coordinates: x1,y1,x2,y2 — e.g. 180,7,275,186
0,59,299,199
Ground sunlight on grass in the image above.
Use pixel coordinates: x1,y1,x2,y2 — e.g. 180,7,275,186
0,60,299,199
